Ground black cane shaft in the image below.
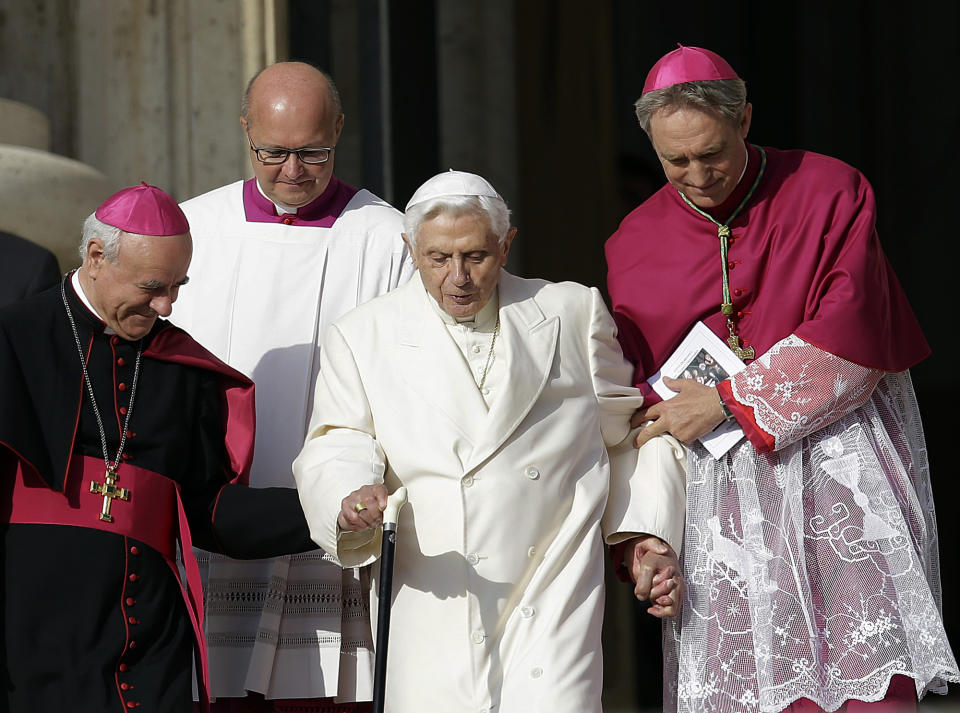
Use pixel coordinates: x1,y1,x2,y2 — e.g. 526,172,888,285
372,522,398,713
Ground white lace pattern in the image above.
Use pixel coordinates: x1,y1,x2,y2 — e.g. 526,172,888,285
732,335,883,452
665,336,958,712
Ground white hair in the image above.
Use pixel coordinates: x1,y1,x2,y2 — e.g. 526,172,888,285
403,195,511,251
79,213,124,263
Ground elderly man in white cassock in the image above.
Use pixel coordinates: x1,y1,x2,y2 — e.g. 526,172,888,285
292,170,688,713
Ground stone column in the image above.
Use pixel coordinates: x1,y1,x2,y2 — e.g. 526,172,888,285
1,0,286,204
433,1,520,268
435,1,518,208
0,98,113,271
0,0,290,266
73,0,282,201
514,0,619,288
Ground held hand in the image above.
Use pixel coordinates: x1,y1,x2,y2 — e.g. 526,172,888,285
626,535,684,619
633,378,726,448
338,484,389,532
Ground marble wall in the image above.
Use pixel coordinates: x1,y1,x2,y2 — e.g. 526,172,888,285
0,0,286,266
0,98,111,271
0,0,284,201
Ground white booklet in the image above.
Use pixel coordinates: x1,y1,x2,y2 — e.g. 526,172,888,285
647,321,746,458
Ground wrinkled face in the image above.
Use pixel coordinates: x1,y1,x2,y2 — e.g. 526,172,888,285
649,104,752,208
405,212,516,320
84,232,192,341
242,107,343,208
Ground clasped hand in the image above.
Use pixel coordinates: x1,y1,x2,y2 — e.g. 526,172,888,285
619,535,684,618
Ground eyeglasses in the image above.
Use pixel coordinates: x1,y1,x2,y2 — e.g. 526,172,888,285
247,135,335,165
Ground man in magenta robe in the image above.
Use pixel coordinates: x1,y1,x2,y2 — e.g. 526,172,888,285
605,45,958,712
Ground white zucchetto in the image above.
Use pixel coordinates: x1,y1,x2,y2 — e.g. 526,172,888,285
405,169,503,210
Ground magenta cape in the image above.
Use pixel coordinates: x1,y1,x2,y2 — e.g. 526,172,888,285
605,144,929,399
144,326,256,486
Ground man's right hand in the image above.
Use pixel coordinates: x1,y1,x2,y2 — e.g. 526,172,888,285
633,377,727,448
338,484,388,531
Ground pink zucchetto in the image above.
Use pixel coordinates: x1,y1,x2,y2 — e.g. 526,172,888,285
95,182,190,236
642,44,740,94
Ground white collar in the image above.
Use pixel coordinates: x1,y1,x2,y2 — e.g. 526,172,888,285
71,270,116,334
256,179,299,215
735,143,749,186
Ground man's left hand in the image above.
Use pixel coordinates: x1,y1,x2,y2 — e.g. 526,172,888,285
633,377,726,448
626,534,684,618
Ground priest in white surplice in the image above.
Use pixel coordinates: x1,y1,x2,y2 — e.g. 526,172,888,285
293,171,688,713
171,62,414,712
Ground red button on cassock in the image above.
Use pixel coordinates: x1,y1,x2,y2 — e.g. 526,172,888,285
121,682,130,690
128,573,138,582
119,406,127,415
119,663,128,672
128,616,138,625
126,701,139,709
130,546,139,555
117,357,127,366
129,640,137,649
110,336,120,346
118,382,127,392
282,216,294,225
125,597,136,606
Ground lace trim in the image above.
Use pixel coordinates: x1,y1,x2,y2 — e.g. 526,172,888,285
730,335,883,451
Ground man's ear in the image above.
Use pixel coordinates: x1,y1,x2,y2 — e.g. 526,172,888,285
401,233,419,269
500,227,518,265
84,238,107,278
739,103,752,139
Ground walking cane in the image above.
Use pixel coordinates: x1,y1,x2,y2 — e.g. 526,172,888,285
372,486,408,713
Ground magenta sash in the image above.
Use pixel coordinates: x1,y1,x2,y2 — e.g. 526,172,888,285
8,454,211,711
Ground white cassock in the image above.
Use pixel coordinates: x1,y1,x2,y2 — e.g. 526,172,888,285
293,270,687,713
171,178,414,701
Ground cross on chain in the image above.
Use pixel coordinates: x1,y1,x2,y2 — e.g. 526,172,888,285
726,325,755,361
89,468,130,523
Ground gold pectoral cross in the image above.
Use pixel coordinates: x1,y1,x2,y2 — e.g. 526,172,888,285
90,468,130,523
726,320,755,361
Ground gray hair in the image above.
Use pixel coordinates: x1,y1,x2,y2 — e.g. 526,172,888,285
634,78,747,135
79,213,123,263
240,62,343,125
403,195,511,252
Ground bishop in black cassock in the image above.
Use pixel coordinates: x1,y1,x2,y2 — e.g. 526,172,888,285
0,184,317,713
